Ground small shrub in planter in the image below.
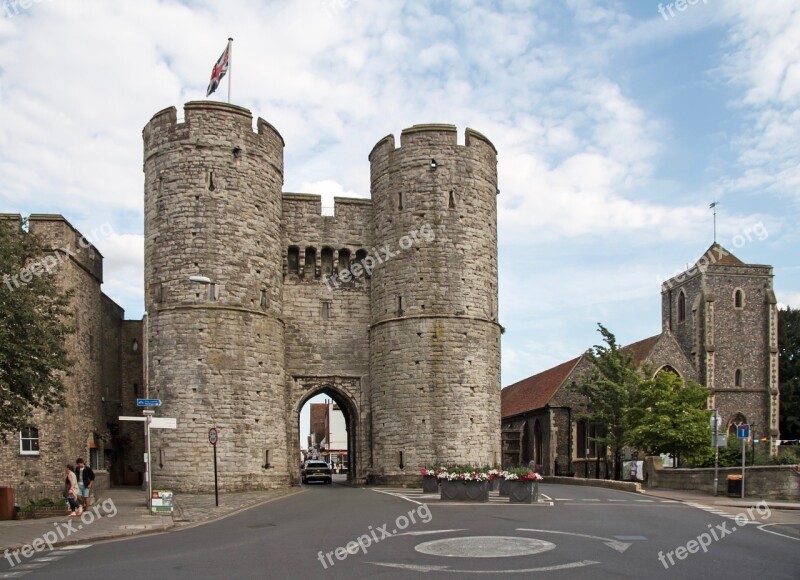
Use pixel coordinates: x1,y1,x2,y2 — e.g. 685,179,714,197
501,468,542,503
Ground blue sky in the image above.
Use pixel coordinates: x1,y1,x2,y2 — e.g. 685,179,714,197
1,0,798,401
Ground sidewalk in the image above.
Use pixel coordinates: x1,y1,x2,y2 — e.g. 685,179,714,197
0,486,300,554
640,487,800,510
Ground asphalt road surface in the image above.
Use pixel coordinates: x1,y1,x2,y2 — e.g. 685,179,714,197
3,483,799,579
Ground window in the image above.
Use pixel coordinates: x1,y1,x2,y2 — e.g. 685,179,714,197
734,289,744,309
448,190,456,209
20,427,39,455
287,246,300,274
208,283,216,301
677,291,686,323
338,249,351,273
321,247,334,277
322,301,331,320
260,289,268,309
304,247,316,277
734,369,742,387
398,192,403,210
576,420,587,458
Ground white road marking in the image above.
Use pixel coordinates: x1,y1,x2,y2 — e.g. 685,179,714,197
516,528,632,553
370,488,424,505
369,560,600,573
756,523,800,541
395,529,467,536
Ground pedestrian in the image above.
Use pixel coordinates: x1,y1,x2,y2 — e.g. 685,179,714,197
75,457,95,509
64,464,82,517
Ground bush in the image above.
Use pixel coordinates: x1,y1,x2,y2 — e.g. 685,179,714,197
19,498,63,513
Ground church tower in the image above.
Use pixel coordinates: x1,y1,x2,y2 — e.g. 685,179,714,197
662,243,779,449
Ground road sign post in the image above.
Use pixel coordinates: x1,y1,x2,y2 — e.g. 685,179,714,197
119,412,176,514
711,410,720,497
737,423,750,499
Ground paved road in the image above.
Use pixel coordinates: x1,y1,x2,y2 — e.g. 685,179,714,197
2,483,798,579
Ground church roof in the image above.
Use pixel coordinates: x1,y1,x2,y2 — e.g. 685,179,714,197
695,243,745,268
621,334,661,366
501,333,663,419
501,356,582,418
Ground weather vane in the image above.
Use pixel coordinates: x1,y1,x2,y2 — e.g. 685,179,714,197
709,201,719,243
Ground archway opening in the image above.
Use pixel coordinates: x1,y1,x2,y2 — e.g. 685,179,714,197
298,388,355,485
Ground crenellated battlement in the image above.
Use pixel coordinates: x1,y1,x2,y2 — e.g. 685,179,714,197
143,101,284,167
369,124,497,163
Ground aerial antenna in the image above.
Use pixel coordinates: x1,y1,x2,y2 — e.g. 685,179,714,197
709,201,719,243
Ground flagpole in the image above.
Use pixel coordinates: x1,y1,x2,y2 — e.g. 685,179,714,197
710,201,718,243
227,38,233,104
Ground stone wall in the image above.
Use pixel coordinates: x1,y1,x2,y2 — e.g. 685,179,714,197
644,456,800,500
0,215,122,495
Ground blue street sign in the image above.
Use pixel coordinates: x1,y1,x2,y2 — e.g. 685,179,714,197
137,399,162,407
737,424,750,439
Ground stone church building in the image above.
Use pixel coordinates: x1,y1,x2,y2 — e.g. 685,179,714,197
501,244,780,476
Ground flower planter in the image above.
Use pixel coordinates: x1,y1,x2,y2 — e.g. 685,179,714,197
506,480,535,503
422,475,439,493
499,478,513,496
439,480,489,502
15,506,71,520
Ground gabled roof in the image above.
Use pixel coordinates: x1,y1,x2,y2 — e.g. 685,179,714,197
621,334,661,366
695,243,745,268
501,356,582,419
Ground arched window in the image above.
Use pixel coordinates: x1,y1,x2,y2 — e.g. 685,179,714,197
727,413,747,436
304,247,316,278
287,246,300,274
321,247,334,277
576,420,588,458
533,420,543,468
734,369,742,387
677,291,686,323
734,289,744,309
338,248,351,274
20,427,39,455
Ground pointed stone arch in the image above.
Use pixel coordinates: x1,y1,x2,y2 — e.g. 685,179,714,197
289,376,367,485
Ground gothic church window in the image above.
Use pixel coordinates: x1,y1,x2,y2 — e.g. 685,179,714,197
734,289,744,309
678,291,686,323
20,426,39,455
576,420,587,458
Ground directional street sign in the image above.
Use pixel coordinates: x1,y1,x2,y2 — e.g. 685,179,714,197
137,399,162,407
737,424,750,439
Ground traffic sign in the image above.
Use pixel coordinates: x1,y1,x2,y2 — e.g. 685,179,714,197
137,399,162,407
737,424,750,439
208,428,219,445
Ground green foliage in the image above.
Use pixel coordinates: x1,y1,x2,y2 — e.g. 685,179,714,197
779,307,800,439
573,324,638,459
19,497,63,512
626,371,711,459
0,220,73,437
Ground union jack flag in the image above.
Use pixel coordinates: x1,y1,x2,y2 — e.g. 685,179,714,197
206,42,230,97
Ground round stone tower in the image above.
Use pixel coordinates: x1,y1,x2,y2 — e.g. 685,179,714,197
143,102,288,491
368,124,502,483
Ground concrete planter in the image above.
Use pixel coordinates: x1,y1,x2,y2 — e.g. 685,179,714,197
422,476,439,493
499,478,513,496
439,480,489,502
506,480,537,503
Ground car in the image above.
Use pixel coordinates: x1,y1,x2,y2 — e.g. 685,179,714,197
301,460,332,484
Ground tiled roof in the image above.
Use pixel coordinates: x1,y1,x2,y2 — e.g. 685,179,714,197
621,334,661,366
501,356,582,419
696,243,745,268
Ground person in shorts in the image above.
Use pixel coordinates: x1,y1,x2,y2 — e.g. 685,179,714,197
74,458,95,509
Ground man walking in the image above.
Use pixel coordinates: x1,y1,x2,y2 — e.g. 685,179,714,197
75,458,95,509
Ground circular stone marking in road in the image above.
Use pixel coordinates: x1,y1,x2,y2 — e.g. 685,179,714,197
414,536,556,558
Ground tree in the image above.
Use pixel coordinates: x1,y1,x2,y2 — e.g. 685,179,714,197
626,370,711,463
779,307,800,440
572,324,639,480
0,219,73,437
